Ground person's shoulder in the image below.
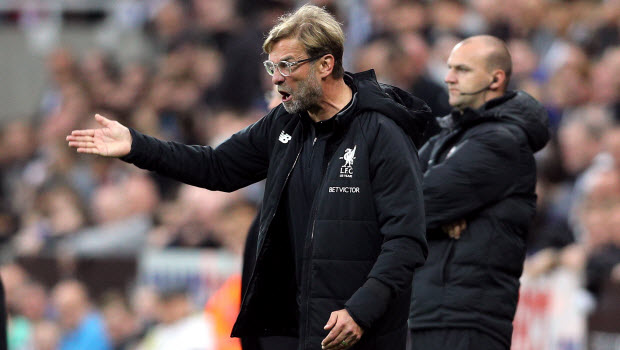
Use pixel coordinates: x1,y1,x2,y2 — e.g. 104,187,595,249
250,104,298,135
263,104,288,122
467,120,519,139
356,110,403,133
354,111,420,152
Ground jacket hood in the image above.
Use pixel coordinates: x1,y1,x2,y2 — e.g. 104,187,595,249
441,90,550,152
479,90,550,152
344,70,438,148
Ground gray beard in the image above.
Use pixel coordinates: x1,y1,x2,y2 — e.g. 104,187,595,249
282,71,323,114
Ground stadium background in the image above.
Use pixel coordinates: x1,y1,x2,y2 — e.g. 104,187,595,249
0,0,619,349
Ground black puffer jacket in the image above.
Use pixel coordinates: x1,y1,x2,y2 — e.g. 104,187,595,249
408,91,549,347
122,70,432,350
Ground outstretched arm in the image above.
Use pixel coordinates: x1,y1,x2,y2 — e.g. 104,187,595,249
66,114,132,157
68,111,272,192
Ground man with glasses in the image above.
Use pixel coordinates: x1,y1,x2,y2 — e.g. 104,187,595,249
67,5,434,350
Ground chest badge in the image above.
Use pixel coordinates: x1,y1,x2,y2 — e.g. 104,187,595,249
339,145,356,178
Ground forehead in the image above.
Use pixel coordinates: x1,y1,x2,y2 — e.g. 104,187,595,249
268,38,306,61
447,42,487,68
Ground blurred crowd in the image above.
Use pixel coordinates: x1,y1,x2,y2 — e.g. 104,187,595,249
0,0,620,349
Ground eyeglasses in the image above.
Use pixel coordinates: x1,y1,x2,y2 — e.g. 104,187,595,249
263,54,326,77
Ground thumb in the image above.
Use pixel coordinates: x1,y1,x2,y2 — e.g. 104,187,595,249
324,312,338,330
95,114,112,127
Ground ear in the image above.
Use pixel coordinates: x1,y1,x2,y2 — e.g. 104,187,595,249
489,70,506,91
318,54,334,79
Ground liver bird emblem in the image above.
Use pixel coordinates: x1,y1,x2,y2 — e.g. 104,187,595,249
343,146,356,167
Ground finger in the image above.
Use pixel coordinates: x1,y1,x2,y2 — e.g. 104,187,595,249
95,113,113,127
324,312,338,330
459,220,466,231
76,147,101,155
339,336,358,350
322,324,342,348
70,129,96,137
66,135,94,142
68,141,96,149
327,331,350,350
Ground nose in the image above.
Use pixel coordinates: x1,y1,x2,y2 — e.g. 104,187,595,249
445,69,456,84
271,69,285,85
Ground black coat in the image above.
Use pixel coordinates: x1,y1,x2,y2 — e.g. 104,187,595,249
122,70,433,350
408,91,550,347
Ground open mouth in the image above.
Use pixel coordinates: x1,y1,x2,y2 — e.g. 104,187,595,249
279,90,292,102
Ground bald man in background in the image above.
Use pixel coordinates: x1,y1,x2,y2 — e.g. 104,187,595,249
408,35,550,350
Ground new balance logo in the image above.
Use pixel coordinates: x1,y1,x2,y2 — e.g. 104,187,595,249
279,131,292,144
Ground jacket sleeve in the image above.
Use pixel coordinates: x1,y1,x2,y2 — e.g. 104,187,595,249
121,113,273,192
423,126,521,230
344,116,427,330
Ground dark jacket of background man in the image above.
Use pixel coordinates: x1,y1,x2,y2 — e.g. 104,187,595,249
122,70,432,350
408,91,550,348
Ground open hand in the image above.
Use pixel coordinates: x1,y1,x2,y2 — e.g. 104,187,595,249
66,114,132,157
321,309,363,350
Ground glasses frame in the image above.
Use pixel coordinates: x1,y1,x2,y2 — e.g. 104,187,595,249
263,54,327,77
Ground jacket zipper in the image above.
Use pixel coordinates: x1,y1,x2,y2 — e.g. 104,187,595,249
256,135,304,255
302,156,332,349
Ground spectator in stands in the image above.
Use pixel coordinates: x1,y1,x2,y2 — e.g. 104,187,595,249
17,281,50,324
580,169,620,300
589,47,620,106
101,292,141,350
56,175,154,257
137,287,215,350
352,37,393,84
129,286,160,339
557,106,613,242
603,123,620,170
29,320,61,350
525,166,575,255
0,264,27,321
558,106,612,179
51,280,111,350
409,35,549,350
391,32,451,117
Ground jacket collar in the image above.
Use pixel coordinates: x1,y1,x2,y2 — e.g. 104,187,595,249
439,91,518,130
298,72,359,129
